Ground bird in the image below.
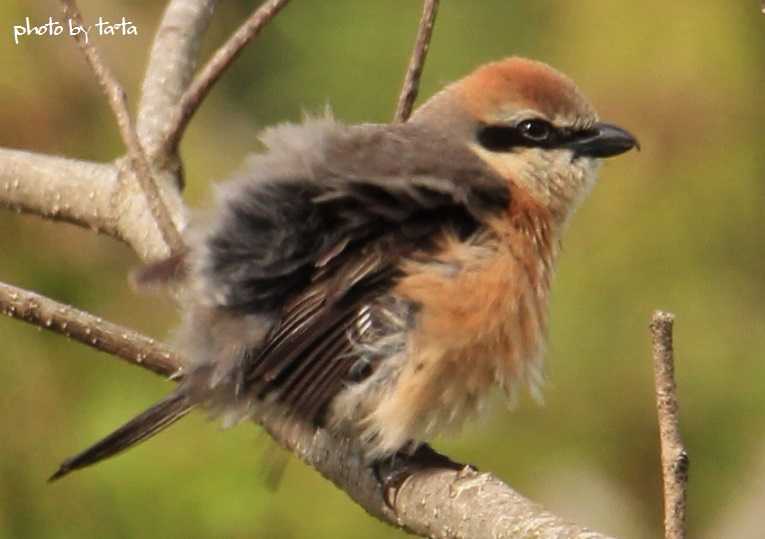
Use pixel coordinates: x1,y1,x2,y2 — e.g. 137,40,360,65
49,56,638,481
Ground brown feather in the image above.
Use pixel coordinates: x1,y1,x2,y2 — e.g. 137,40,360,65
354,199,558,456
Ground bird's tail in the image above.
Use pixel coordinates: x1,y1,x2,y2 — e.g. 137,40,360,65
49,391,194,482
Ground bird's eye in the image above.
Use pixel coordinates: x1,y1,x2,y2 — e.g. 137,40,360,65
517,119,552,142
476,119,559,152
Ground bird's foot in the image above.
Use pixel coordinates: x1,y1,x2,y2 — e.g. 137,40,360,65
373,443,466,510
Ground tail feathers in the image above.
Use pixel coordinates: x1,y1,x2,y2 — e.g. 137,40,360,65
49,392,194,482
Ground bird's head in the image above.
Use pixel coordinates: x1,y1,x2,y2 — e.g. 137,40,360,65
411,57,638,224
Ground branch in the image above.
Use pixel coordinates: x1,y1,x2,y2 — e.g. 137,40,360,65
0,148,118,235
158,0,292,157
268,426,615,539
60,0,186,256
650,311,688,539
137,0,219,163
0,281,179,378
394,0,440,122
0,149,178,261
0,277,612,538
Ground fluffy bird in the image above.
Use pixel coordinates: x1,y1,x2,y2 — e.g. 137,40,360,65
51,57,637,480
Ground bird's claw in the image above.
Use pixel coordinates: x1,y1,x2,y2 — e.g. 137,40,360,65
373,444,466,510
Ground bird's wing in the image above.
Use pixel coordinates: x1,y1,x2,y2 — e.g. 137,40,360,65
245,239,395,423
214,175,493,425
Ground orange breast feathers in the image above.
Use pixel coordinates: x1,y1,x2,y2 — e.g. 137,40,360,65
362,210,558,455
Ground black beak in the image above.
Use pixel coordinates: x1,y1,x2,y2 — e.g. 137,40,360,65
568,122,639,158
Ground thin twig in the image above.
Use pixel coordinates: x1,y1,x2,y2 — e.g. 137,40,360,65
650,311,688,539
0,281,180,378
159,0,292,156
394,0,440,122
60,0,185,256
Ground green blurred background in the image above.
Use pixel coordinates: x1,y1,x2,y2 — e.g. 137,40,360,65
1,1,763,537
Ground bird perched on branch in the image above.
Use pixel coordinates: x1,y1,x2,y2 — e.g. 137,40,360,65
51,57,637,480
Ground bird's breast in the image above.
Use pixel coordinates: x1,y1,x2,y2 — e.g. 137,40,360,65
339,214,558,457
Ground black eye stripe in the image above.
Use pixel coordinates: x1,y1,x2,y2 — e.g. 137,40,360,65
476,121,594,153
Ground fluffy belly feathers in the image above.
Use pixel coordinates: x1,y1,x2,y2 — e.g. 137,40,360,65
331,219,556,457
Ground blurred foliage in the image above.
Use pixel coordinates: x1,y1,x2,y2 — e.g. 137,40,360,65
1,1,764,538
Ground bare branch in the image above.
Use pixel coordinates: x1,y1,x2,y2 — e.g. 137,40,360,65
0,278,611,538
0,148,119,235
0,281,180,378
650,311,688,539
267,426,615,539
159,0,292,156
394,0,440,122
59,0,186,256
0,149,183,260
137,0,219,163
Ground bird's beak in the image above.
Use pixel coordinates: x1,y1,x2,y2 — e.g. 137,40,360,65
568,122,639,158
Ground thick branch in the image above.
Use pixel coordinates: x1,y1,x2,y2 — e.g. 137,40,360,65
60,0,186,256
0,276,612,538
158,0,292,156
650,311,688,539
0,148,118,235
269,427,614,539
0,149,180,261
0,281,179,378
394,0,440,122
391,467,611,538
137,0,219,162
